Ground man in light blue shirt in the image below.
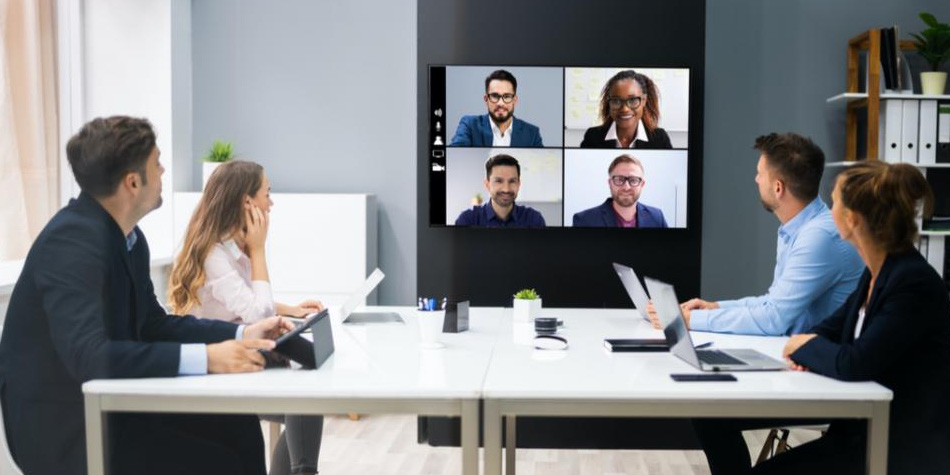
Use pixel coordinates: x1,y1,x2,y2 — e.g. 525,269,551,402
652,133,863,336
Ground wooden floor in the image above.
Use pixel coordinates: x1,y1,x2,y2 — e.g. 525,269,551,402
267,415,822,475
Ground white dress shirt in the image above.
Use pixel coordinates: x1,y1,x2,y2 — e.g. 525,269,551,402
489,117,513,147
190,239,275,324
604,119,649,148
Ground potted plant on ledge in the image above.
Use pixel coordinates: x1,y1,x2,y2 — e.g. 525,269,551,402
513,288,542,323
911,12,950,94
202,140,234,189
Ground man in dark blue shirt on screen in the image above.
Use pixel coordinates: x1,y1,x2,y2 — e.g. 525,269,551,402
455,154,546,228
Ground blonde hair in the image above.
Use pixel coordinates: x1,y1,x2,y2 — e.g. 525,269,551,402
168,161,264,314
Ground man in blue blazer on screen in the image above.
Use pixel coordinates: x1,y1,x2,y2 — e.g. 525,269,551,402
0,116,294,475
572,154,668,228
450,69,544,147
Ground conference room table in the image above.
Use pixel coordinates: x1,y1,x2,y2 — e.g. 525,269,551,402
83,306,506,475
481,308,892,475
84,306,892,475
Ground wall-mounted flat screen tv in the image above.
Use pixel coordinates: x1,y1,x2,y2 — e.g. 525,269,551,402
429,65,690,229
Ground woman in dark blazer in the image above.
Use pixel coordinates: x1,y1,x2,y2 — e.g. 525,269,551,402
579,69,673,149
697,161,950,475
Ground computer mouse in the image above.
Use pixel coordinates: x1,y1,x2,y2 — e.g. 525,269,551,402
533,334,568,351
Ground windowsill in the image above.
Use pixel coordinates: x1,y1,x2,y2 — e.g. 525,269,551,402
0,256,173,297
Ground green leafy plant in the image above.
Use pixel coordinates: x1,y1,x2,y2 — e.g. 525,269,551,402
911,12,950,72
513,288,540,300
203,140,234,163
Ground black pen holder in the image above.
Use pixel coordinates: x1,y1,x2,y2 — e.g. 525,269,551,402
442,300,470,333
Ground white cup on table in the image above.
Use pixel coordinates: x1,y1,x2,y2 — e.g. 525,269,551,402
417,309,445,349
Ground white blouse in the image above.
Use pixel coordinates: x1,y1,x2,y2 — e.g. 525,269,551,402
854,306,867,340
189,239,275,324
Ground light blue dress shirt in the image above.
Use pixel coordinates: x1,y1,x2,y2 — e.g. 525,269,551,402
690,198,864,336
126,232,244,375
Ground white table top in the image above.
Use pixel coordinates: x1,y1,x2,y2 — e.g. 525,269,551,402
83,306,891,403
84,306,505,400
481,308,892,402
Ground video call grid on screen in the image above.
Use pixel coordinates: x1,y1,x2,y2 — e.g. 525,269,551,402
429,65,690,229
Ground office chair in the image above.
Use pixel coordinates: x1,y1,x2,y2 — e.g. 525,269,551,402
756,426,828,464
0,327,26,475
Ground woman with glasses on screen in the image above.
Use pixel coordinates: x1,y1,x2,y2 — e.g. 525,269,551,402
696,161,950,475
580,69,672,149
168,160,324,475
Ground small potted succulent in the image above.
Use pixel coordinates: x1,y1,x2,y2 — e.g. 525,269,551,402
512,288,542,323
202,140,234,189
911,12,950,94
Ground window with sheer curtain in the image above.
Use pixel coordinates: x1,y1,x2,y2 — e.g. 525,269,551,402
0,0,59,262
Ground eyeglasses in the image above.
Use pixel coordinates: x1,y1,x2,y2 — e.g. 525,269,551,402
487,93,516,104
610,175,644,187
607,96,643,110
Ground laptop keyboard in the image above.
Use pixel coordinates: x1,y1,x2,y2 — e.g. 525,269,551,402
697,350,747,366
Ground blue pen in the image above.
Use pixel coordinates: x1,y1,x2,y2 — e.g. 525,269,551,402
695,341,713,350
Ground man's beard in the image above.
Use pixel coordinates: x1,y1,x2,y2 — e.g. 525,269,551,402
612,193,637,208
493,193,515,206
759,199,774,213
490,108,512,124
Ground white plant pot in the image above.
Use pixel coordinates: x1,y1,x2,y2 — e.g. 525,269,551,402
921,71,948,95
513,298,542,323
202,161,224,189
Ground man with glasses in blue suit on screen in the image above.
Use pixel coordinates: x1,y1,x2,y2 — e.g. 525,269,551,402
572,154,668,228
450,69,544,147
648,133,864,336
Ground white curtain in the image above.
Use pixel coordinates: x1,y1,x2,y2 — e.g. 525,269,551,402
0,0,59,261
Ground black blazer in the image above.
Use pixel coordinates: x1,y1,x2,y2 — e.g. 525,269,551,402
579,123,673,149
0,193,239,475
792,250,950,475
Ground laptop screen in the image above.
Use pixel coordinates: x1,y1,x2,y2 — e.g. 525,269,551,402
612,263,651,321
644,277,701,369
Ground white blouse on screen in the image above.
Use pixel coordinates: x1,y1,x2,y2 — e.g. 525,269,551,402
189,239,275,324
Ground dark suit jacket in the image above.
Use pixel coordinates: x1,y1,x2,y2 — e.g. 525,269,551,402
579,123,673,149
792,251,950,475
0,193,239,475
450,114,544,147
572,199,668,228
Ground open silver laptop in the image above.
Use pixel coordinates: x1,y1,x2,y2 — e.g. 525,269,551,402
644,277,786,372
340,269,404,324
612,263,652,321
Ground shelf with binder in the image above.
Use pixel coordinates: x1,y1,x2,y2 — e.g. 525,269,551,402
826,162,950,168
837,29,918,161
829,29,950,282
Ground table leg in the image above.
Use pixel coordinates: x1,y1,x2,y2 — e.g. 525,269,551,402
867,402,890,475
505,415,516,475
460,399,479,475
84,395,107,475
483,399,503,475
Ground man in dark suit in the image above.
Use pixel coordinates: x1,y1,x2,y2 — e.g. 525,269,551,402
0,117,294,475
450,69,544,147
572,154,668,228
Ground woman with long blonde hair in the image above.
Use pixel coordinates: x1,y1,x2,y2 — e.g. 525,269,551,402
169,160,323,475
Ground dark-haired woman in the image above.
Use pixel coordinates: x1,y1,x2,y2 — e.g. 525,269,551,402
696,161,950,475
169,160,324,475
579,69,672,149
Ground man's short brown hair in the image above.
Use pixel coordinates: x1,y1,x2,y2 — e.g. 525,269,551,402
754,133,824,202
66,116,156,198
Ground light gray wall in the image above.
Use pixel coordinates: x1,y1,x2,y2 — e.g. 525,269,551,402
702,0,950,301
190,0,949,304
190,0,416,304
